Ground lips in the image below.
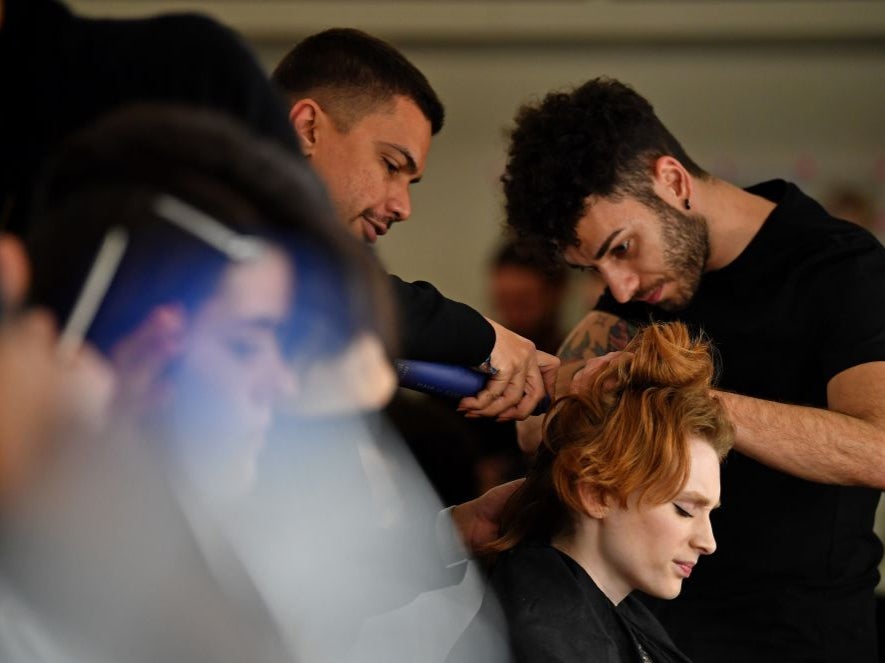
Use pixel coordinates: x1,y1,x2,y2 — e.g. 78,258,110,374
360,215,388,244
674,561,695,578
638,283,664,305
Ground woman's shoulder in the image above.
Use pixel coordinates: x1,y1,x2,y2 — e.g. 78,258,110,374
489,543,620,661
491,543,605,622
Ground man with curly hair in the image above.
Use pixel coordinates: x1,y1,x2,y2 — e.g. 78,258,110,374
502,77,885,663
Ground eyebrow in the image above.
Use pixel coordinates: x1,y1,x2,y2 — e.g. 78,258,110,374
379,141,421,183
562,228,625,270
593,229,624,261
676,491,721,509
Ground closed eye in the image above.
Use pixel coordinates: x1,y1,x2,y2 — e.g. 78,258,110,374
674,503,693,518
227,338,264,360
384,158,400,175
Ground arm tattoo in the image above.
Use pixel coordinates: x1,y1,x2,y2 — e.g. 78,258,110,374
559,317,638,362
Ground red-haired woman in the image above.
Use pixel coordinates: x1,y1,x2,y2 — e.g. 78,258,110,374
483,322,734,663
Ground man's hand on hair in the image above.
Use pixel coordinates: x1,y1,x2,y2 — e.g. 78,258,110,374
569,351,632,395
457,319,559,421
451,478,524,552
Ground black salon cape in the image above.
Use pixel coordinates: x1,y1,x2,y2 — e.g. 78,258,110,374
490,543,692,663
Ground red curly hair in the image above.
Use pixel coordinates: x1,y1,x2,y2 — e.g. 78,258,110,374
484,322,734,556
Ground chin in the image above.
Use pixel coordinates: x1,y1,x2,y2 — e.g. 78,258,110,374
645,583,683,601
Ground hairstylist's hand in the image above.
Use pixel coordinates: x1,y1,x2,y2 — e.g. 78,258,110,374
457,319,559,421
451,478,524,552
569,351,633,394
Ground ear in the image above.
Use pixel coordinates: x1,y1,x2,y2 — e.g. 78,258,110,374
577,482,609,520
651,156,692,210
0,233,31,308
288,98,323,157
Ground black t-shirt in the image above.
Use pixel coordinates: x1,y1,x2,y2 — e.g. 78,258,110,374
597,180,885,662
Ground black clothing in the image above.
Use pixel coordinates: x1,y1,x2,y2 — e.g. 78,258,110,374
597,180,885,662
0,0,301,236
490,543,691,663
390,276,495,364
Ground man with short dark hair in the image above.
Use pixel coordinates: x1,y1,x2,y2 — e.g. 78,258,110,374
273,28,443,244
503,76,885,662
273,28,558,421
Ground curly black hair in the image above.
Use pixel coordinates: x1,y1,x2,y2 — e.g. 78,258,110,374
502,77,706,253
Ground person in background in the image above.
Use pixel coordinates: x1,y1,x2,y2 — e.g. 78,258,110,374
487,239,569,356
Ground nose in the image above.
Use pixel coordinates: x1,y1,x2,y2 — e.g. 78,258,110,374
692,515,717,556
600,264,640,304
386,181,412,223
255,351,298,406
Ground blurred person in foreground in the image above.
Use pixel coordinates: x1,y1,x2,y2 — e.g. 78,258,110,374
503,77,885,662
0,234,70,507
1,104,351,662
0,0,301,236
467,322,733,662
4,105,508,662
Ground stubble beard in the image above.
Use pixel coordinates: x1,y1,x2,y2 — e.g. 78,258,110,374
657,205,710,311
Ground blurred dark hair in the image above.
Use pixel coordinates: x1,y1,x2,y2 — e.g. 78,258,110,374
27,104,397,359
491,238,568,288
503,77,707,254
272,27,444,134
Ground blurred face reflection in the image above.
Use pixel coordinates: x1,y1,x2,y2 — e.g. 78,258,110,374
291,331,396,417
168,248,296,500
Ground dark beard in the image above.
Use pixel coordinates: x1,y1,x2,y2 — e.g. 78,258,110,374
655,202,710,311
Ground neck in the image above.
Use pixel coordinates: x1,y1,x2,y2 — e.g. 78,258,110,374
552,527,629,606
695,178,776,272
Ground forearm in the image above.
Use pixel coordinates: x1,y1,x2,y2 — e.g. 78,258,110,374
716,390,885,489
